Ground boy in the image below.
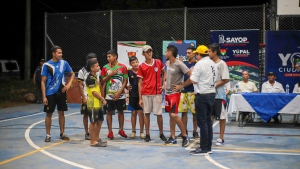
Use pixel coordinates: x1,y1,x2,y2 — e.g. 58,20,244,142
86,59,107,147
127,56,145,139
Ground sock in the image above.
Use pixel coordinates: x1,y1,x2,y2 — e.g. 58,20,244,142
47,134,51,137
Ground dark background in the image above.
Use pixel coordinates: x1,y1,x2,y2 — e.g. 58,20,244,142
4,0,270,79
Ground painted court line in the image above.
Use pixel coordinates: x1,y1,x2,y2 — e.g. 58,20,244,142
24,112,93,169
0,112,44,122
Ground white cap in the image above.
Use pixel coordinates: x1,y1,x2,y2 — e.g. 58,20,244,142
142,45,152,52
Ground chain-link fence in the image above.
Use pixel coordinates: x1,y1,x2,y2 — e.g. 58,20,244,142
45,5,300,72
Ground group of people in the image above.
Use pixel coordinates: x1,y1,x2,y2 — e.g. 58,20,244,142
38,43,299,155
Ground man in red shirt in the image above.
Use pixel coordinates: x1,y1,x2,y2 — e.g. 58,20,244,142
137,45,167,142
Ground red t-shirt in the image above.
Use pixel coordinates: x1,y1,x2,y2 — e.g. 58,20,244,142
137,59,164,95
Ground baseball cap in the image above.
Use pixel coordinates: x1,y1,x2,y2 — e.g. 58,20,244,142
193,45,208,54
267,72,276,76
142,45,152,52
86,52,97,60
40,58,45,62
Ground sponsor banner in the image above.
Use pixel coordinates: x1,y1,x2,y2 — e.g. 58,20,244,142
210,30,260,90
117,41,146,110
265,31,300,91
117,41,146,68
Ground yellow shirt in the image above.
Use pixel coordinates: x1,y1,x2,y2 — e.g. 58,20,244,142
86,73,102,109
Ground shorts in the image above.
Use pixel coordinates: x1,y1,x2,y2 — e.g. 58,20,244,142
44,90,67,113
105,99,126,112
165,93,181,114
142,95,162,115
87,107,104,122
178,92,195,114
212,99,227,120
128,97,142,111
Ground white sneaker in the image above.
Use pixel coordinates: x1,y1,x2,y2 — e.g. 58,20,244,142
140,133,145,139
130,131,136,138
216,138,224,146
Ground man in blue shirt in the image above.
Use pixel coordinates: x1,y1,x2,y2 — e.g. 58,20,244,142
41,45,75,142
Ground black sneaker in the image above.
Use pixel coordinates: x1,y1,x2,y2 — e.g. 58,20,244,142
45,135,51,142
144,134,151,142
176,133,182,139
60,133,70,140
159,133,167,141
182,136,190,147
193,130,199,139
190,148,208,156
164,137,177,144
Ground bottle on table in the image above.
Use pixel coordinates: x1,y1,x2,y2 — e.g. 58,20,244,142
286,84,289,94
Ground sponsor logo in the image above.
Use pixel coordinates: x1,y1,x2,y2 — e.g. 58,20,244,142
220,48,229,60
232,49,250,57
277,52,300,75
127,51,137,57
219,34,249,44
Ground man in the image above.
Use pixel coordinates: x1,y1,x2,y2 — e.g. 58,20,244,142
78,53,99,140
261,72,284,123
33,58,45,103
100,49,128,139
41,45,75,142
177,46,199,139
234,70,258,124
234,71,258,93
164,45,190,147
137,45,167,142
195,45,207,62
189,45,217,155
208,43,230,147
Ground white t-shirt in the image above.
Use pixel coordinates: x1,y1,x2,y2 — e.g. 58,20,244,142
293,83,300,93
78,67,100,98
190,57,217,94
215,60,230,100
235,81,258,92
261,81,284,93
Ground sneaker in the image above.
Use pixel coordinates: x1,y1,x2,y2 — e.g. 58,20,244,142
207,150,212,154
176,133,182,139
159,133,167,141
45,135,51,142
193,130,199,139
191,148,208,156
108,131,114,139
216,138,224,146
140,133,145,139
130,131,136,138
85,133,90,140
118,130,128,138
144,134,151,142
165,137,177,144
182,136,190,147
60,133,70,140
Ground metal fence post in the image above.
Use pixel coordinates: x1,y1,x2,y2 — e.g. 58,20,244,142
44,12,47,60
263,4,266,44
110,10,113,50
184,7,187,40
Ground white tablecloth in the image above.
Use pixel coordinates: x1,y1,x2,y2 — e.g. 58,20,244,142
228,94,300,116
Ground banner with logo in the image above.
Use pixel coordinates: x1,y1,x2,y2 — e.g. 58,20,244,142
162,40,197,63
265,31,300,92
117,41,146,68
210,30,260,90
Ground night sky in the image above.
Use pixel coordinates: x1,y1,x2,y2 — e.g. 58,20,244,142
5,0,270,79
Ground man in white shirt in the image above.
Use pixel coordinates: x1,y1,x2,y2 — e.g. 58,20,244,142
261,72,284,93
234,71,258,92
261,72,284,123
189,46,217,156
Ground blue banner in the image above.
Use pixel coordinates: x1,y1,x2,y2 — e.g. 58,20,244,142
162,40,196,63
265,31,300,92
210,30,260,90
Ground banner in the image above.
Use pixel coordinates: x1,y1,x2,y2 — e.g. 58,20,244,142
265,31,300,92
117,41,146,68
210,30,260,90
162,40,197,63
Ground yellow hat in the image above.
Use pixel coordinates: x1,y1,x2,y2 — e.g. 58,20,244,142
193,45,208,54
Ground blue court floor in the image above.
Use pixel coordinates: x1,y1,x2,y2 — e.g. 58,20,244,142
0,103,299,169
